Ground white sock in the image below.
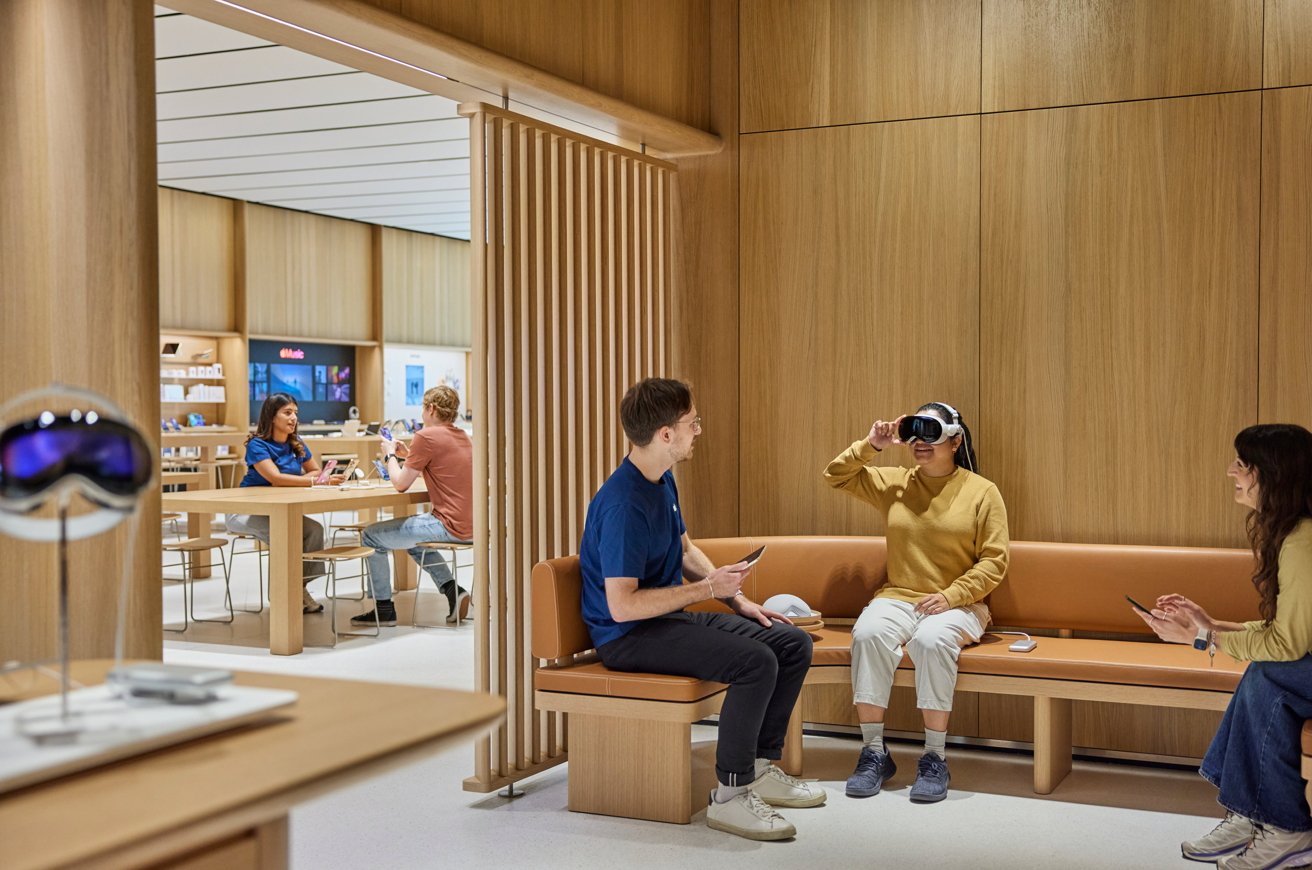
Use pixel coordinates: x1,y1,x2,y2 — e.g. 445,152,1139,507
860,722,885,753
714,783,749,803
753,758,771,780
925,727,947,759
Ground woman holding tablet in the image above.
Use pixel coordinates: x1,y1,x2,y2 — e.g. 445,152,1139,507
1141,424,1312,869
225,393,341,613
824,402,1009,804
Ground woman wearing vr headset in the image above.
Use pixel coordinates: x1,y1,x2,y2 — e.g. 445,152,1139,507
1138,424,1312,869
225,393,343,613
824,402,1009,804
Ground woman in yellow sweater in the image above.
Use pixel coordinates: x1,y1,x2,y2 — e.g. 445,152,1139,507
824,402,1009,804
1142,424,1312,870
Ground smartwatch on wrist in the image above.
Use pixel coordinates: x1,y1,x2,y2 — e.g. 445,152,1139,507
1192,626,1210,651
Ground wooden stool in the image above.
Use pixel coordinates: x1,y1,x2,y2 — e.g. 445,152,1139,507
302,545,378,646
161,537,232,632
413,542,474,628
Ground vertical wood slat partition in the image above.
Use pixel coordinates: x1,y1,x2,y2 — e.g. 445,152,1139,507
460,103,676,792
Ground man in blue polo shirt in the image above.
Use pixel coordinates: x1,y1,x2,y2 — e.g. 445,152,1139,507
579,378,824,841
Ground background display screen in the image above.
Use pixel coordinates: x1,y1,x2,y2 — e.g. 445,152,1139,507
249,340,355,423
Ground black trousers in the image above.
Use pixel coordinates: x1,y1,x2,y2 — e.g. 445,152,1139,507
597,611,814,786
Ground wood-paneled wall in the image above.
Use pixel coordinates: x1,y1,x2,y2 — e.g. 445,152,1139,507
464,104,675,792
1266,0,1312,87
741,0,980,132
981,93,1259,546
380,227,472,347
0,0,161,663
1259,86,1312,427
243,203,375,341
740,116,980,536
670,0,739,538
158,188,236,333
982,0,1262,113
363,0,711,130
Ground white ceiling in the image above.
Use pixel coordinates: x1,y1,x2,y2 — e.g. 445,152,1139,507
154,7,470,240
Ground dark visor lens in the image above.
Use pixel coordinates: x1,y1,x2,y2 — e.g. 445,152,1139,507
898,415,944,444
0,416,152,499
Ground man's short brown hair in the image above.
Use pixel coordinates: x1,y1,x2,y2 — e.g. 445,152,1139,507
619,378,692,447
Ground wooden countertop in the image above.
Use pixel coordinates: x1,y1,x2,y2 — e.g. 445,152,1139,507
0,662,503,869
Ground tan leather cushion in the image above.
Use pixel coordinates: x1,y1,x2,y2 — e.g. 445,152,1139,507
695,537,888,618
992,541,1258,634
1303,721,1312,756
535,660,726,702
531,556,590,660
802,625,1244,692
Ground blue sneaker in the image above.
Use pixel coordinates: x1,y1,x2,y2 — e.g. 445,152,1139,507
908,752,950,803
845,746,897,797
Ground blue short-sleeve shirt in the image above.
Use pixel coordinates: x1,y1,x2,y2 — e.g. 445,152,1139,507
578,457,687,648
239,437,313,487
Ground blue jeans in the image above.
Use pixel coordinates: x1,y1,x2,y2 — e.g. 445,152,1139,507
361,513,470,601
1200,655,1312,831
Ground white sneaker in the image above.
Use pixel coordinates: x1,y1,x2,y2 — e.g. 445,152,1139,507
1218,824,1312,870
705,789,796,841
1182,812,1254,862
752,764,827,808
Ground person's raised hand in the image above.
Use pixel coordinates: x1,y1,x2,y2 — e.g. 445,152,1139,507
867,415,905,451
707,562,747,599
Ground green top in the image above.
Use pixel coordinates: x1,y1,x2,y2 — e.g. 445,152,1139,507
823,439,1010,609
1220,517,1312,662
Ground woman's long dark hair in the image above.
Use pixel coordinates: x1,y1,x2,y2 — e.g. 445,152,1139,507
246,393,306,459
919,402,978,473
1234,423,1312,623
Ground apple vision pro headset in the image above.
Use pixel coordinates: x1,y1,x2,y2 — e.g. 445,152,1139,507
0,386,153,542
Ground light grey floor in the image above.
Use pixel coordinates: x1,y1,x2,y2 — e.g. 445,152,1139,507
163,518,1225,869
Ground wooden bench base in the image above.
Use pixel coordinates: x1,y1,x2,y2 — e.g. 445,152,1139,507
793,666,1232,794
537,690,725,823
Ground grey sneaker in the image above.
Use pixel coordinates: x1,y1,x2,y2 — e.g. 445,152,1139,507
350,601,397,627
908,752,950,803
1183,813,1255,862
846,746,897,797
1218,824,1312,870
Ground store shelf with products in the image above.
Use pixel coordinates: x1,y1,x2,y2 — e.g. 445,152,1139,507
160,331,248,431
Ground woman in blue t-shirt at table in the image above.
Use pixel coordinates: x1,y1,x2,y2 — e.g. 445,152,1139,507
224,393,342,613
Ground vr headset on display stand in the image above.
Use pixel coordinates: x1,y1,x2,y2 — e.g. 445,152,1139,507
0,385,154,740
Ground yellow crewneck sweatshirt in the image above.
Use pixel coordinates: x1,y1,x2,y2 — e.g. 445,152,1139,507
823,439,1010,609
1220,518,1312,662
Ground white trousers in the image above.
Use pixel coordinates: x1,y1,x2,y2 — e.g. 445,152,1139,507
850,597,989,712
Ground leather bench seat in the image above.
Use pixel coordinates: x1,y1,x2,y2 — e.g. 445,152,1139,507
1304,720,1312,756
805,626,1245,692
535,658,725,703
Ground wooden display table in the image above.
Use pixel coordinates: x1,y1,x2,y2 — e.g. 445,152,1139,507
161,484,432,655
0,661,503,870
